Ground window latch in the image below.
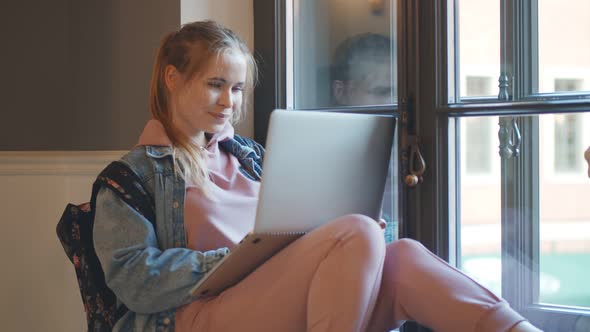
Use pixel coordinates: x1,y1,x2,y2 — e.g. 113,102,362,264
498,117,521,159
404,136,426,187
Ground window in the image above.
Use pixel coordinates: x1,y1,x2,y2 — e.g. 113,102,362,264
254,0,590,330
465,76,494,97
453,1,590,330
553,113,584,174
291,0,397,109
458,1,500,99
555,78,584,93
289,0,399,243
254,0,400,244
539,1,590,94
462,117,495,176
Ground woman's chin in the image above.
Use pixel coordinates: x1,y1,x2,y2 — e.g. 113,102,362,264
204,122,228,135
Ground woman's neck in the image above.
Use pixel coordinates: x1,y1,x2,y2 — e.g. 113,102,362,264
190,132,208,149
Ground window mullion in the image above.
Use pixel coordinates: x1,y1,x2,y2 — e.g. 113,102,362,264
500,0,538,100
500,116,540,309
514,0,539,98
500,0,541,314
499,0,513,100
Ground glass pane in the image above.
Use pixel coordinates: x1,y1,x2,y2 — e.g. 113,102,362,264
382,132,399,244
457,116,502,295
538,1,590,94
457,113,590,321
539,112,590,307
293,0,397,108
459,1,500,99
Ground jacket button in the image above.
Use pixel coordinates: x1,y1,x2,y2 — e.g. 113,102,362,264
173,201,180,209
163,317,171,325
175,241,181,247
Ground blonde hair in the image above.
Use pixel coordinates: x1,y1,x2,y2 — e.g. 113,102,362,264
149,20,258,190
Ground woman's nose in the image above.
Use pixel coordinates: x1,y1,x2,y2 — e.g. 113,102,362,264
218,89,233,107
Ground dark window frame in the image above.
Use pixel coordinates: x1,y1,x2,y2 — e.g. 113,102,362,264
254,0,590,331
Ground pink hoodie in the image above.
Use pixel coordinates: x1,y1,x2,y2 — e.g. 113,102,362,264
137,120,260,251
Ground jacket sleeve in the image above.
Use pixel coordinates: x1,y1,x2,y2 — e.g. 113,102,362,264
93,187,228,314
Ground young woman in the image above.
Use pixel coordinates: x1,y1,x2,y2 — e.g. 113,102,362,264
93,20,542,332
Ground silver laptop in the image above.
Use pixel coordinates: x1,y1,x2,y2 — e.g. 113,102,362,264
190,109,395,297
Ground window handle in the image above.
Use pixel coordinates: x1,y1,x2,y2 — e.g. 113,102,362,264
511,118,521,157
498,117,521,159
404,138,426,187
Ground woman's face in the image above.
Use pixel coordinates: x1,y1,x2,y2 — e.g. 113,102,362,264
168,50,247,143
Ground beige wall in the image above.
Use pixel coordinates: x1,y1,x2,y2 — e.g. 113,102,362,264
0,2,255,331
0,0,256,150
0,152,124,332
0,1,179,151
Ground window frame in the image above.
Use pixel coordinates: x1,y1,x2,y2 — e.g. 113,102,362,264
253,0,590,331
449,0,590,329
253,0,287,146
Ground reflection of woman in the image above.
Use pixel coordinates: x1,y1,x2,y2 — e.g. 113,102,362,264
585,146,590,177
93,21,542,331
331,33,394,106
332,33,400,241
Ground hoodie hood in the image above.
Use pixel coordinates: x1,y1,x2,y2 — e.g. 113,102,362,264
137,119,234,149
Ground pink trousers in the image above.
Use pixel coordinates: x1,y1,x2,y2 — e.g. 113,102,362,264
176,215,525,332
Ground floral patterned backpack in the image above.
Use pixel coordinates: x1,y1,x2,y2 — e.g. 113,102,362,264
56,161,155,331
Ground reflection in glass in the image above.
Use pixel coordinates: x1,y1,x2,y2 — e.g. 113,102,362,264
539,1,590,94
291,0,400,243
457,113,590,311
331,33,394,106
458,117,502,294
539,112,590,307
554,114,583,173
459,1,500,99
464,117,494,174
465,76,494,97
293,0,397,108
382,134,399,244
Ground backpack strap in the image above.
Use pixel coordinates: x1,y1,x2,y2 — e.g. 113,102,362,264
91,161,155,223
89,161,156,322
55,161,156,330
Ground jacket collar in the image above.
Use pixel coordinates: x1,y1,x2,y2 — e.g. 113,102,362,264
145,145,174,159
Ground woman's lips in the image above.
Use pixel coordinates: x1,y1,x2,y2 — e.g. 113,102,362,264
209,112,230,122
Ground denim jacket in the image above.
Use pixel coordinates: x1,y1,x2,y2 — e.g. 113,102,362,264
93,135,264,332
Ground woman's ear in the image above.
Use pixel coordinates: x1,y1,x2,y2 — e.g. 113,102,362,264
164,65,180,93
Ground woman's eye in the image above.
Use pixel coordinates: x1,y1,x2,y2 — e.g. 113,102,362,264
232,86,244,92
208,82,223,88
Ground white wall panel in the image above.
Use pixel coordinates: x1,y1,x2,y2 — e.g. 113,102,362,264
0,151,123,332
